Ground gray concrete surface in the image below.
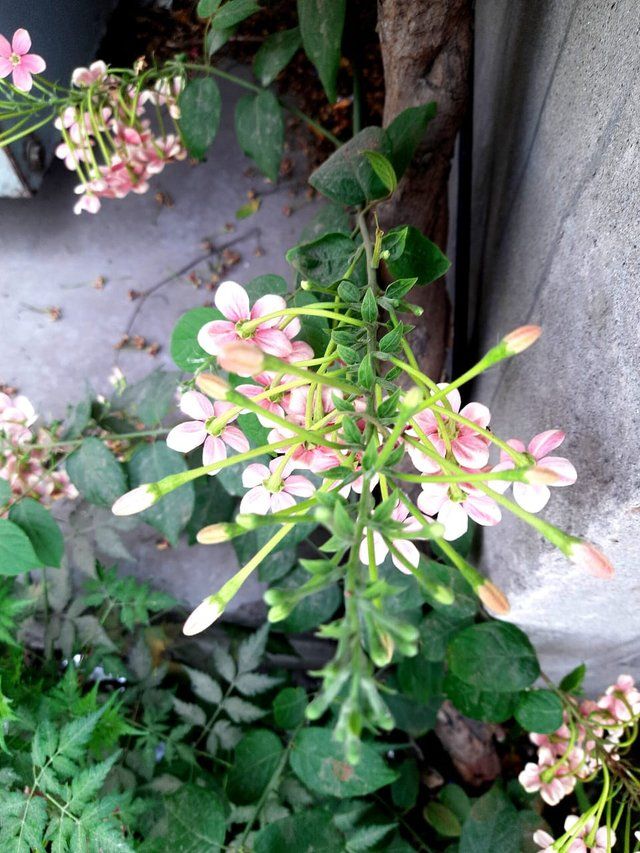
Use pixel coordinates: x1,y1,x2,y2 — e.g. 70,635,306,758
0,74,319,617
470,0,640,688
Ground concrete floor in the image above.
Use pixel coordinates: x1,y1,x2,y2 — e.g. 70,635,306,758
0,78,319,615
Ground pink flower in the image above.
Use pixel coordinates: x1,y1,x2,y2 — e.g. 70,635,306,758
166,390,248,469
239,459,314,514
71,60,107,87
532,828,556,852
417,480,501,541
562,816,615,853
493,431,577,512
359,502,422,573
197,281,295,358
0,392,36,443
597,674,640,722
0,29,46,92
518,746,574,805
406,384,491,472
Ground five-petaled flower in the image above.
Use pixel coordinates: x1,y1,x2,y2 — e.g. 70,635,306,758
239,458,314,515
0,29,45,92
166,390,248,469
359,501,422,573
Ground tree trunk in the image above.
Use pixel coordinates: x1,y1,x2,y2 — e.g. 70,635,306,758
377,0,472,380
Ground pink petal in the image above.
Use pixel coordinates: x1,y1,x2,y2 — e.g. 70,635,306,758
487,461,513,494
215,280,250,322
391,502,409,523
166,421,207,453
283,317,301,339
433,383,460,413
242,463,270,488
459,402,491,428
416,482,448,516
0,34,11,58
180,390,214,421
283,475,315,497
438,500,469,541
538,455,577,486
512,482,549,513
0,57,12,77
11,65,33,92
391,538,421,574
499,438,526,461
464,494,502,527
203,434,227,466
239,486,271,515
12,29,31,55
221,425,250,453
255,401,284,428
251,294,287,327
529,429,565,459
270,491,296,512
20,54,46,74
235,383,263,399
197,320,237,355
452,435,490,469
287,340,313,361
359,530,388,565
253,327,293,357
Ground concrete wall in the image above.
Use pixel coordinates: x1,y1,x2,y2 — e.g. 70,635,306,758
470,0,640,688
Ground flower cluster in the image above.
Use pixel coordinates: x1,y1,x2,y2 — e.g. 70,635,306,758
52,60,186,214
520,675,640,807
534,816,615,853
0,392,77,507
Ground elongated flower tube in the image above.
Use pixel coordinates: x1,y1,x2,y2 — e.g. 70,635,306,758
112,484,157,516
217,341,265,377
566,540,614,579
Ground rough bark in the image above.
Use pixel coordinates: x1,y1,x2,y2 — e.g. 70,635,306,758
377,0,472,380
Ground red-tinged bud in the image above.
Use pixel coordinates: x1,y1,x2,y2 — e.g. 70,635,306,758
477,581,511,614
112,485,156,516
503,325,542,355
195,372,230,399
217,341,265,376
568,541,615,578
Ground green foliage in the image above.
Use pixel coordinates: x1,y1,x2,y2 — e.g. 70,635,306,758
235,90,284,181
253,807,342,852
309,127,392,205
211,0,260,29
66,437,127,508
128,442,195,545
170,307,219,372
117,370,181,426
297,0,345,103
383,225,451,285
80,564,176,631
0,517,43,575
254,27,302,86
227,729,284,804
514,689,564,733
179,76,222,159
286,232,356,285
385,103,437,178
8,498,64,567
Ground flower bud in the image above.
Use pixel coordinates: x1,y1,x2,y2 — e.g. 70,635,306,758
218,341,265,376
524,466,564,485
195,372,230,400
300,279,312,291
183,595,223,636
401,386,423,411
568,541,614,578
112,484,156,516
196,523,234,544
502,325,542,355
477,580,511,614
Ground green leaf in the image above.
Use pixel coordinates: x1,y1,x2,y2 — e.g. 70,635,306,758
235,90,284,181
224,696,266,723
514,689,563,734
443,672,518,724
420,560,478,620
273,687,307,729
378,325,403,353
253,27,301,86
244,273,288,300
286,232,356,285
357,353,375,390
363,150,397,193
235,197,261,219
361,288,378,323
254,809,342,853
184,666,223,705
128,443,195,545
337,280,361,302
197,0,222,15
385,102,436,178
118,369,180,425
391,758,419,810
397,656,444,704
424,802,461,838
297,0,345,103
160,785,226,851
227,729,283,804
383,225,450,285
309,126,391,205
66,437,127,508
186,476,235,544
300,202,351,242
0,518,43,575
179,77,222,159
212,0,259,29
8,499,63,567
459,787,521,853
290,727,397,797
447,621,540,693
279,566,341,633
237,622,269,673
170,307,219,372
206,25,235,56
440,784,472,824
385,277,418,301
559,663,586,694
